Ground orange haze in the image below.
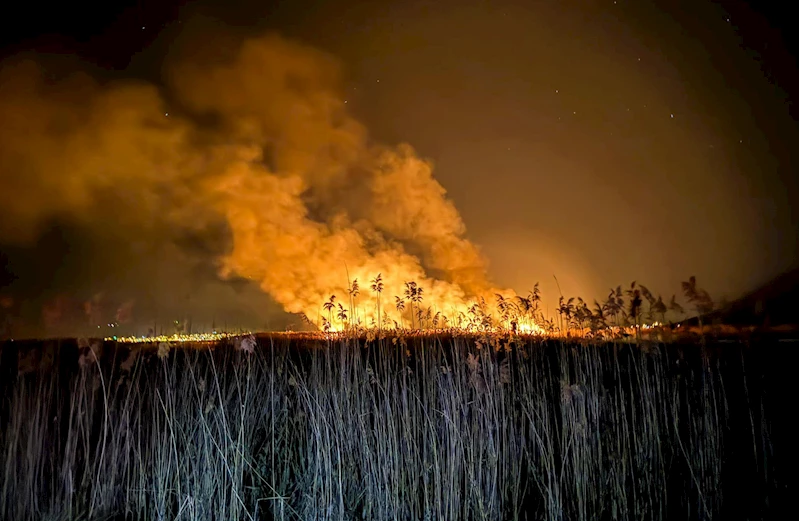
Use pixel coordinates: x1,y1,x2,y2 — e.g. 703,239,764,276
0,34,522,330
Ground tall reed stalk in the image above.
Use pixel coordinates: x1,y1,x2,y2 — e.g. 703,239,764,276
0,333,778,520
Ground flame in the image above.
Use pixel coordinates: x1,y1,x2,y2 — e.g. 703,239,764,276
517,323,544,334
104,320,676,344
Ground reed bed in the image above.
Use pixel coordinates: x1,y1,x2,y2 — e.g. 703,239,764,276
0,333,788,520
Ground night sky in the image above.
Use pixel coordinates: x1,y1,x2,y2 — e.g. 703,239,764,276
1,0,797,336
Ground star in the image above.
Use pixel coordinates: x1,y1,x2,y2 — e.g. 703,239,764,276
670,114,674,118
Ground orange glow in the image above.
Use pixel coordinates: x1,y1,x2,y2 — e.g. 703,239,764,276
0,35,554,336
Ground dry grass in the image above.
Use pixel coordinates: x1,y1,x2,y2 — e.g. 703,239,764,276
0,331,783,520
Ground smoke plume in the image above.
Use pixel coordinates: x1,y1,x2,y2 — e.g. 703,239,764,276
0,33,506,331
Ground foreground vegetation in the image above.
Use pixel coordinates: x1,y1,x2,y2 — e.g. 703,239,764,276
0,328,789,521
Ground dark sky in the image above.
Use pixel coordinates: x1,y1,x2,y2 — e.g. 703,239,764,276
1,0,797,335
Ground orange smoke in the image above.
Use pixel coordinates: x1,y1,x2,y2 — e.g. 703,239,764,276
0,33,526,331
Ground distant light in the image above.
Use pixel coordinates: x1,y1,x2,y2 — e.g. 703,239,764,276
142,26,145,30
165,112,169,116
670,114,674,118
106,332,249,343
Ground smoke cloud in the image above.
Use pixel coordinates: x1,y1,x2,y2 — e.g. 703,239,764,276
0,32,506,332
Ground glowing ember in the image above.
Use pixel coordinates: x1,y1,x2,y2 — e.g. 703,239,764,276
107,332,248,344
103,319,677,345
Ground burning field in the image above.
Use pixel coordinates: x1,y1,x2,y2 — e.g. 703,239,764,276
0,22,795,521
0,32,526,336
1,271,795,520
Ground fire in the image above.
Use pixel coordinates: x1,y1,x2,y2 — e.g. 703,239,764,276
517,323,545,334
301,280,549,336
1,34,548,335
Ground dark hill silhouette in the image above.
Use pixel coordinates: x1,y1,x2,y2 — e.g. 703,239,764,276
699,265,799,327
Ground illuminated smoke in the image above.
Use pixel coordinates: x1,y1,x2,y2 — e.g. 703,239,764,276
0,33,513,329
